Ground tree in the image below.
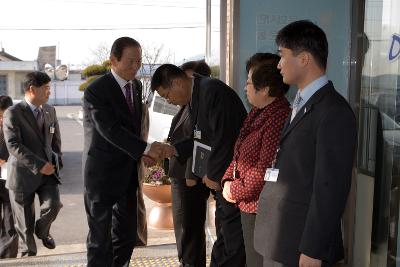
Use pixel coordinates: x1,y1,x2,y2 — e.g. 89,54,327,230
140,43,171,103
88,42,111,65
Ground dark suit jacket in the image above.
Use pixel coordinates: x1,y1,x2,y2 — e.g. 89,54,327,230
174,74,247,182
254,82,357,266
3,101,62,193
83,72,146,197
0,127,9,178
167,105,193,180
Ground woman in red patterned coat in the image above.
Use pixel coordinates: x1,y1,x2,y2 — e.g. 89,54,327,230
222,54,290,267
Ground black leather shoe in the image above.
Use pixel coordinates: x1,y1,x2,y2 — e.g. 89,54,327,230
41,234,56,249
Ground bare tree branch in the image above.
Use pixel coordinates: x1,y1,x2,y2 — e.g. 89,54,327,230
140,43,171,103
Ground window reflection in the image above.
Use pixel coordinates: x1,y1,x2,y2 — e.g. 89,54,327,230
359,0,400,263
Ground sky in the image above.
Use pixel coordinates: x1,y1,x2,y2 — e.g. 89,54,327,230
0,0,220,68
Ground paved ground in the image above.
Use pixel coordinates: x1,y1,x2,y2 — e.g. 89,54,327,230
15,105,216,262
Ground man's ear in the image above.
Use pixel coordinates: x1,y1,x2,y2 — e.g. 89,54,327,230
110,55,117,66
299,51,311,67
171,78,179,87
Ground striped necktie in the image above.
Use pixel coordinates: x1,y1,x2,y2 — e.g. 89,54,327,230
35,107,44,131
290,90,303,122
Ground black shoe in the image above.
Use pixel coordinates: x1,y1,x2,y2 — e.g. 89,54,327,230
41,234,56,249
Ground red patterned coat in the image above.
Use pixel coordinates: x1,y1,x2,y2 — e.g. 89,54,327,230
222,96,290,213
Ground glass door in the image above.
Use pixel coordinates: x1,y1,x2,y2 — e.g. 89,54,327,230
357,0,400,266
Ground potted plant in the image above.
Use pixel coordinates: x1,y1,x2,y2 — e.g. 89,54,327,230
142,163,173,230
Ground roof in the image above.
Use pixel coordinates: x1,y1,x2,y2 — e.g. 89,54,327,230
0,61,39,71
0,48,22,61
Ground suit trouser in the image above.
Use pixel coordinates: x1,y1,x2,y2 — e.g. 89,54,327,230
136,181,147,246
262,259,287,267
210,191,246,267
8,175,62,256
84,185,137,267
171,178,209,267
0,180,18,258
263,257,334,267
241,212,263,267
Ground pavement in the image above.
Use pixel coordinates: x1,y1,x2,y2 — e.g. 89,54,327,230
0,105,215,266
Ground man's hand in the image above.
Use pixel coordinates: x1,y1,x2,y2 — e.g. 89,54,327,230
222,181,236,203
142,155,156,167
299,253,322,267
40,162,55,175
202,176,221,190
186,179,197,187
0,159,6,167
147,142,177,161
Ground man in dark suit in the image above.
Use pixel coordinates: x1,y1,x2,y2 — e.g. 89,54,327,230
3,71,63,257
151,64,247,267
83,37,175,267
254,20,357,267
168,60,212,267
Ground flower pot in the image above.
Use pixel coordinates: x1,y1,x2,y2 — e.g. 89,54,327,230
142,183,173,230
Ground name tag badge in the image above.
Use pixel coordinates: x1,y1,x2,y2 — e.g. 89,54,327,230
194,129,201,139
264,168,279,182
50,126,55,134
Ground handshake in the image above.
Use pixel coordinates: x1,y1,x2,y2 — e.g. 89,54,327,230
143,141,177,166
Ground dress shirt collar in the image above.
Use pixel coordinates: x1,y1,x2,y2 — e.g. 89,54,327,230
111,69,132,91
298,75,328,108
24,96,42,113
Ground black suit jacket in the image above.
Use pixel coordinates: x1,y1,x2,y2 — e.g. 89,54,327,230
174,74,247,182
0,127,9,178
167,105,193,180
254,82,357,266
83,72,146,197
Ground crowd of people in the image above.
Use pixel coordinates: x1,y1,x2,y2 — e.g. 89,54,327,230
0,20,357,267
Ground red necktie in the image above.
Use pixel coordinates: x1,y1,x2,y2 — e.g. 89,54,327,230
124,83,134,114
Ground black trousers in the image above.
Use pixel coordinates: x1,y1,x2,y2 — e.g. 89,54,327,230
84,185,137,267
0,179,18,258
171,178,209,267
9,175,62,257
210,191,246,267
241,212,263,267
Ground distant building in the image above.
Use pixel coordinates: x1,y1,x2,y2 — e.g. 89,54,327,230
0,48,38,98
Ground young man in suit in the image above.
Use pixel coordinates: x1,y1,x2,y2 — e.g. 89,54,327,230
151,64,247,267
82,37,175,267
3,71,63,257
254,20,357,267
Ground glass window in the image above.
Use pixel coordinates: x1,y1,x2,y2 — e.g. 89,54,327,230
0,75,7,95
359,0,400,266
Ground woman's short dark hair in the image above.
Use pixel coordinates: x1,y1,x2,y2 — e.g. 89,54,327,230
276,20,328,70
180,60,211,77
245,53,280,73
251,63,289,97
151,64,187,92
23,71,51,92
0,95,13,111
111,37,141,61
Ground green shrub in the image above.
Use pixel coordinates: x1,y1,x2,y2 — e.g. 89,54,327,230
79,75,102,91
210,65,220,78
82,64,107,77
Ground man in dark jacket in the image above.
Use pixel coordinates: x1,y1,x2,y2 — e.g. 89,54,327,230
151,64,247,267
254,20,357,267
